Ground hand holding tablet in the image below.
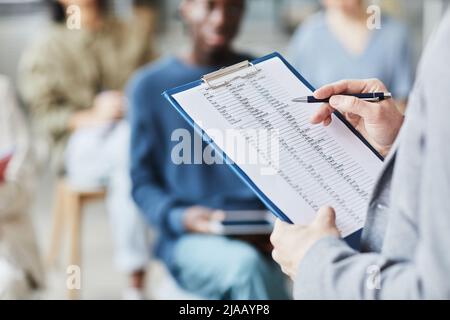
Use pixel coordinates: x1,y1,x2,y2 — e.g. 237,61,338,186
209,210,274,236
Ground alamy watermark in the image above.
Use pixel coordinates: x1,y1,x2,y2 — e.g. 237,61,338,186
66,5,81,30
67,265,81,291
367,4,382,30
171,125,280,176
366,264,381,290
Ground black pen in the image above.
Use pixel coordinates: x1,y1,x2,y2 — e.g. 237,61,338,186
292,92,392,103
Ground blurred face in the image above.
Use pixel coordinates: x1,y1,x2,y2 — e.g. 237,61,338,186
322,0,364,13
180,0,245,53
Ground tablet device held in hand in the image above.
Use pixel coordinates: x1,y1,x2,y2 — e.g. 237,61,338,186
210,210,275,236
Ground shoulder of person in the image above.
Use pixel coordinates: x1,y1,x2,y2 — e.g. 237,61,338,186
109,9,154,37
379,16,409,41
101,15,127,36
424,8,450,48
40,23,72,43
296,11,327,34
128,57,178,96
21,23,71,62
291,11,327,45
108,14,155,57
17,24,72,91
407,10,450,124
418,10,450,83
131,5,158,33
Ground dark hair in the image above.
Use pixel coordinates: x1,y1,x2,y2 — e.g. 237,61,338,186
47,0,110,23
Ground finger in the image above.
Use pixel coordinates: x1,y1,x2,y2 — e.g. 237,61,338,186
206,217,221,232
314,79,371,99
310,104,334,124
271,249,284,266
193,209,211,221
346,112,360,121
329,95,378,120
271,249,279,262
273,219,290,233
315,78,389,101
313,206,336,228
198,220,215,234
281,266,291,278
211,210,226,221
344,112,361,128
271,219,286,245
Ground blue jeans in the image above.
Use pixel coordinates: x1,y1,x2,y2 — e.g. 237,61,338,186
173,234,291,300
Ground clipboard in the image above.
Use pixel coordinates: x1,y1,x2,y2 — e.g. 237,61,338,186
163,52,381,245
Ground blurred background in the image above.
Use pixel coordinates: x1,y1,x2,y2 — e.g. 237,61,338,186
2,0,448,84
0,0,448,300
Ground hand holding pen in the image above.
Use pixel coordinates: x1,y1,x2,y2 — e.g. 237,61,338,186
297,79,405,157
293,92,392,103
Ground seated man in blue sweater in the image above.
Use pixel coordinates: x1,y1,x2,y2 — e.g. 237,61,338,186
128,0,289,300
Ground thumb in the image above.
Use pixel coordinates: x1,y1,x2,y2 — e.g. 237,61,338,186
313,206,337,229
329,95,374,119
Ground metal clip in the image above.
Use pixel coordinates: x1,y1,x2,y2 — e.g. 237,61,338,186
202,60,260,89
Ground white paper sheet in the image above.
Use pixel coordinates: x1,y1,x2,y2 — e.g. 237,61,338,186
172,56,383,237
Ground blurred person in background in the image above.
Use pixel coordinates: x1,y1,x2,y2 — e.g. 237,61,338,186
288,0,413,112
0,75,44,300
18,0,156,299
128,0,290,300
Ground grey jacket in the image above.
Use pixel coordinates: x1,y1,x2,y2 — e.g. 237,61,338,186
294,10,450,299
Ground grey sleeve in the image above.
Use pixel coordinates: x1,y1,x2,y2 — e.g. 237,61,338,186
294,12,450,299
388,26,414,101
293,236,424,300
294,100,450,299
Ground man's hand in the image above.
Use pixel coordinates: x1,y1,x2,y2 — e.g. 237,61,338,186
183,206,225,234
271,207,340,280
310,79,404,157
69,91,126,130
92,91,126,122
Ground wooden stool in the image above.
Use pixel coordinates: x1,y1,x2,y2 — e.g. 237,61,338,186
47,178,106,300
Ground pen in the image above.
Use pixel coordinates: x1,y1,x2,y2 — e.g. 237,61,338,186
292,92,392,103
